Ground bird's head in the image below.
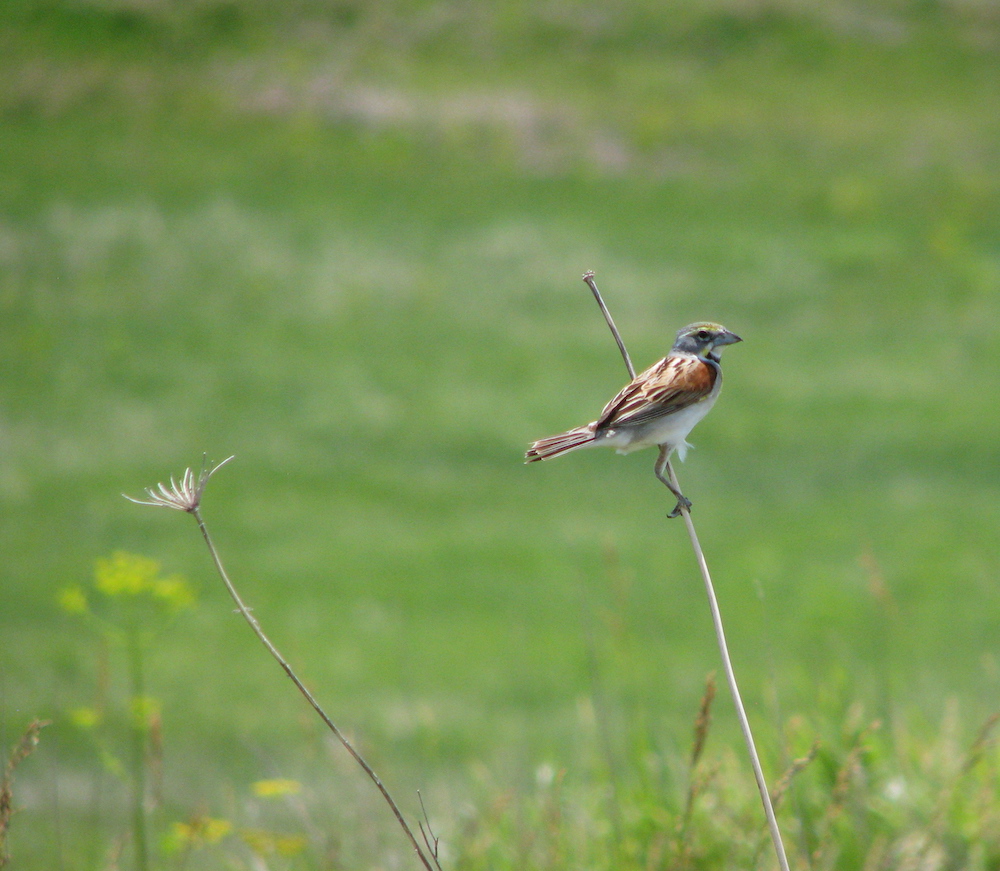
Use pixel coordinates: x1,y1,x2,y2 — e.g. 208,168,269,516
673,322,742,361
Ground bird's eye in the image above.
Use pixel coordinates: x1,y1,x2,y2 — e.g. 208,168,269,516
696,329,711,341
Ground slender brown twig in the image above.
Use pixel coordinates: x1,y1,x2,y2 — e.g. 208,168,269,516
584,271,634,379
126,459,437,871
680,673,717,835
417,790,443,871
582,272,791,871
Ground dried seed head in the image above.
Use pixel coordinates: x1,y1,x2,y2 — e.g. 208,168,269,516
124,456,233,513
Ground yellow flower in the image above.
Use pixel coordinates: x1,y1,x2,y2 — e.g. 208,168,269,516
241,828,307,857
169,821,196,847
251,778,302,798
94,551,161,597
152,575,196,612
58,586,89,615
88,551,195,617
129,695,161,727
68,707,102,729
167,817,232,850
204,818,232,843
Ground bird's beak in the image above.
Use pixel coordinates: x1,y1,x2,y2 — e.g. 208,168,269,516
716,330,742,346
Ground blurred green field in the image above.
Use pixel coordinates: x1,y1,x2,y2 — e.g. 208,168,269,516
3,1,1000,868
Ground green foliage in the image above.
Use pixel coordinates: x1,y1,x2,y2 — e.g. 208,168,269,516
56,553,197,870
452,702,1000,870
3,0,1000,867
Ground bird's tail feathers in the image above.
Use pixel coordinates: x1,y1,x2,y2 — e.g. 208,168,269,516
525,424,597,462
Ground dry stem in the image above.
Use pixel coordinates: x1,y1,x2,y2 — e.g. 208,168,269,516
1,719,48,868
127,462,439,871
582,271,791,871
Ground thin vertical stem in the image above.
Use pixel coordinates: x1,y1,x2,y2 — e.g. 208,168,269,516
665,462,790,871
584,271,634,379
584,271,790,871
126,635,149,871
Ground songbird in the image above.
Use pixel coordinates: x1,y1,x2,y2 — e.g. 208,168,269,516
525,322,742,516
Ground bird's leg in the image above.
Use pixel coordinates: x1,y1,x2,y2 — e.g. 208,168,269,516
654,444,691,518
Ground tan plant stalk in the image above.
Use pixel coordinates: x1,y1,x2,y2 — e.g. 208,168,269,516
126,459,440,871
583,271,791,871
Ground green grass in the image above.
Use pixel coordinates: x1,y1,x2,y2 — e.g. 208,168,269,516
3,1,1000,868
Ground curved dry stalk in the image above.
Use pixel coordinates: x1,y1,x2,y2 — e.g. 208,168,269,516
584,270,634,379
583,272,791,871
666,461,790,871
126,459,437,871
1,719,48,867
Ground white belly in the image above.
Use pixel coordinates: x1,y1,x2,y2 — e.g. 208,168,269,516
597,395,718,460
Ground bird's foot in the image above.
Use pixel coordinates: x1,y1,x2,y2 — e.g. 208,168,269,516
667,496,692,519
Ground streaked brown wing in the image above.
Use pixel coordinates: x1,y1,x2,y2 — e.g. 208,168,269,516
596,355,716,430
